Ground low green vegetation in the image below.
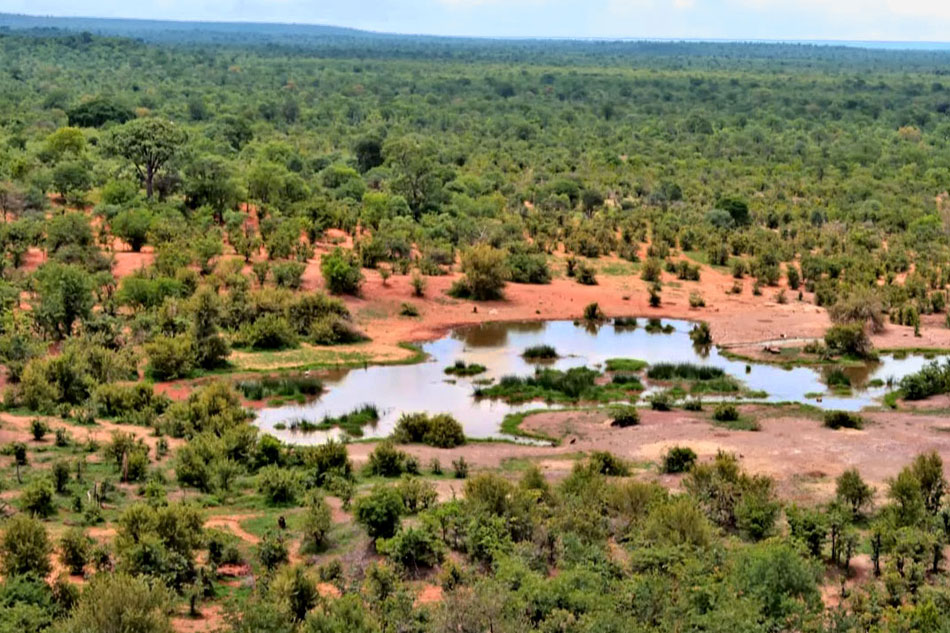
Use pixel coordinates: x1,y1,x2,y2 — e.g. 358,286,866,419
899,359,950,400
823,410,865,430
647,362,726,381
661,446,697,473
235,374,324,401
605,358,648,372
474,366,638,403
443,360,487,376
283,404,380,436
521,344,558,361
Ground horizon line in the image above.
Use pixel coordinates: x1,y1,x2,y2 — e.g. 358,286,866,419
4,12,950,47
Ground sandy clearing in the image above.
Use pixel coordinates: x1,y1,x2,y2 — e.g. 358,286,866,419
349,404,950,505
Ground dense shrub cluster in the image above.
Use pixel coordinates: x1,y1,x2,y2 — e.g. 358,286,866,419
392,413,466,448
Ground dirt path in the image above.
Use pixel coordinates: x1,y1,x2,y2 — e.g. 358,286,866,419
205,515,262,545
0,413,182,454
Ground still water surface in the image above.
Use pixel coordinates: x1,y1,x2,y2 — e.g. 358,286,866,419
255,319,934,444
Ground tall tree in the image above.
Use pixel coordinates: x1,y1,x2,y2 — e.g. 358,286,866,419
108,118,186,199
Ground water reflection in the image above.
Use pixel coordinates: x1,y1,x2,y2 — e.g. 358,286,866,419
255,319,938,444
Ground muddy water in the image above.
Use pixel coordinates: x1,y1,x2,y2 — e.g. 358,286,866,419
255,319,935,444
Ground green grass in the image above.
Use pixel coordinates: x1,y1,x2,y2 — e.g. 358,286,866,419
227,342,426,373
499,410,563,444
444,360,487,376
689,377,741,394
597,261,639,276
605,358,648,372
711,415,761,431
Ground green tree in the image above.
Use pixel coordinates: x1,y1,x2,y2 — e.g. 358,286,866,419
301,493,332,552
836,468,874,517
355,485,404,541
0,514,52,577
33,262,94,339
108,118,187,199
384,135,443,218
51,160,92,201
452,244,508,301
910,451,946,515
188,286,229,370
733,541,820,624
44,126,86,159
183,154,242,218
321,247,364,295
111,208,153,252
56,572,172,633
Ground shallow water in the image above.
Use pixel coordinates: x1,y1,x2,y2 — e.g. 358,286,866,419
255,319,936,444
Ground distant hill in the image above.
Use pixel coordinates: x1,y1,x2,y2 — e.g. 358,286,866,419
0,13,398,45
3,12,950,67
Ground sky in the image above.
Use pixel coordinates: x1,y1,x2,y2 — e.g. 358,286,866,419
3,0,950,42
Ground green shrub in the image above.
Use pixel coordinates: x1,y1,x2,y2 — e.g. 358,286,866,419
59,527,93,575
900,360,950,400
583,302,606,321
0,514,52,577
824,323,873,359
20,477,56,518
308,316,367,346
648,363,725,381
301,439,353,487
452,457,469,479
689,322,713,345
587,451,630,476
321,247,364,295
662,446,698,473
609,405,640,428
30,419,48,441
683,398,703,411
444,360,486,376
393,412,466,448
399,302,420,317
52,460,71,493
575,262,597,285
301,493,332,552
241,314,299,350
826,369,852,389
449,244,508,301
713,403,740,422
507,251,551,285
396,476,438,513
380,526,443,572
355,485,404,540
522,344,558,360
257,465,299,505
823,410,864,430
145,334,195,380
366,441,408,477
649,391,673,411
257,530,289,571
272,261,306,289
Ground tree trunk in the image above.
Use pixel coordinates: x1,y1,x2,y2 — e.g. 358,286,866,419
146,164,154,199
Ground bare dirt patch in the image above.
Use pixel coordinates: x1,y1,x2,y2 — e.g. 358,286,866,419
352,404,950,505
